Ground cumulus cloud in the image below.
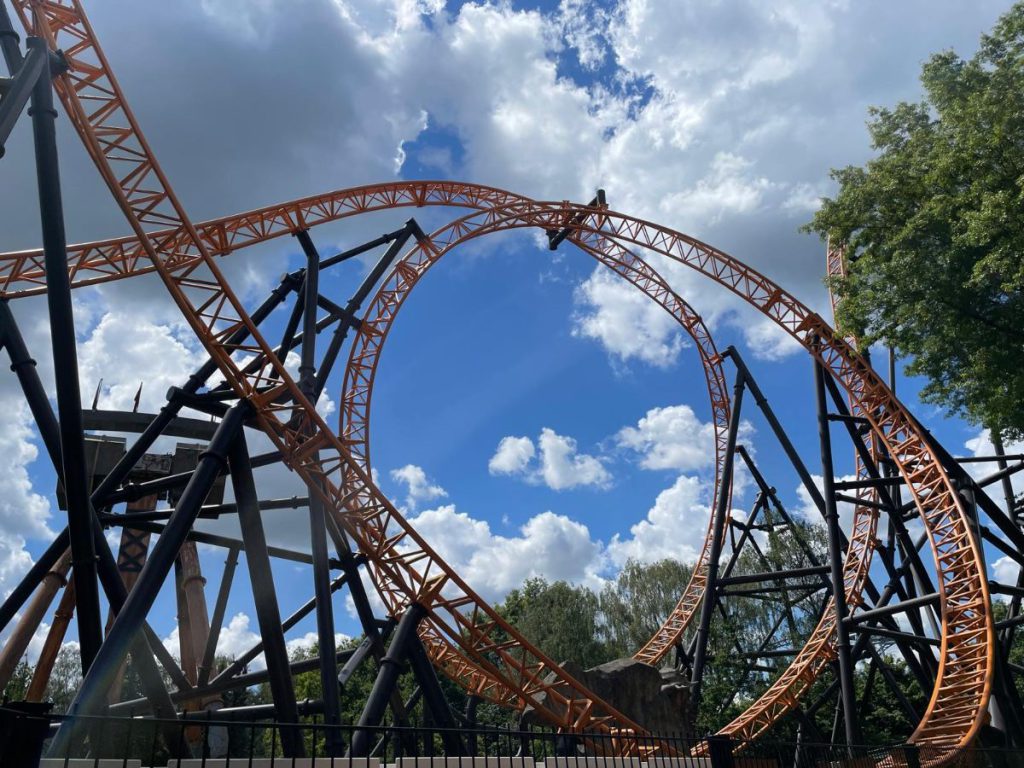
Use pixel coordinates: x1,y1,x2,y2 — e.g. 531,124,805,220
572,268,685,369
488,435,536,475
390,464,447,510
487,428,611,490
161,612,351,671
607,474,712,566
406,505,607,601
0,401,55,600
538,428,612,490
991,556,1021,603
617,404,719,472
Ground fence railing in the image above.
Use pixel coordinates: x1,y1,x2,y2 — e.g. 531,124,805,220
1,705,1022,768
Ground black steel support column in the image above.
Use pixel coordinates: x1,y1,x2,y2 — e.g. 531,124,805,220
312,223,415,399
406,635,464,755
350,603,426,757
198,545,239,687
295,230,320,397
293,230,343,753
690,366,746,711
51,403,248,754
813,349,859,746
28,35,103,673
228,428,304,758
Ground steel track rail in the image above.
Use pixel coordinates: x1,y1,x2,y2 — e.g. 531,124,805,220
337,203,731,700
344,201,992,754
6,1,992,757
7,0,663,748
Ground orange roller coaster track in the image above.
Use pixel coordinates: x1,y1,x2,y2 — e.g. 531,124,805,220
337,203,732,700
1,0,995,760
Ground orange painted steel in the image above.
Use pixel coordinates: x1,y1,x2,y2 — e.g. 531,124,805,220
0,175,734,697
337,199,992,750
9,0,662,747
343,203,881,744
6,0,992,754
338,204,732,672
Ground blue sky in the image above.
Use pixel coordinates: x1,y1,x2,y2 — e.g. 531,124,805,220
0,0,1020,664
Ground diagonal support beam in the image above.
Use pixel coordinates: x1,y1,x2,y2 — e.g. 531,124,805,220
50,403,248,755
228,427,304,758
690,363,746,710
29,34,103,672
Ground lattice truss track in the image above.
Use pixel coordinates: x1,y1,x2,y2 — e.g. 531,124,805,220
0,0,1020,764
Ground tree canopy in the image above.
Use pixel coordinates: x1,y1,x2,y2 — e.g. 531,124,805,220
807,2,1024,439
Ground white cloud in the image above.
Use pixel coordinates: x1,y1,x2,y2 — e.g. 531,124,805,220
488,428,611,491
488,436,536,475
390,464,447,510
572,267,685,369
285,630,353,657
537,428,611,490
991,556,1021,603
0,401,55,600
406,505,607,600
617,404,718,472
665,152,777,226
608,474,713,566
77,310,206,414
161,612,349,670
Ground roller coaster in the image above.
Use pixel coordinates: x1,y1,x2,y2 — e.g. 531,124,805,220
0,1,1022,765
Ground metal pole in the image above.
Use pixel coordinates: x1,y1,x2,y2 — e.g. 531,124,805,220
350,603,426,757
50,403,248,754
228,428,304,758
690,368,746,711
308,489,342,753
406,634,465,755
28,35,102,673
294,229,320,398
312,225,414,399
813,349,859,746
198,545,239,686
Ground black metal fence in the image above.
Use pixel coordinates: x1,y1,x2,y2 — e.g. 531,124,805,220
2,706,1023,768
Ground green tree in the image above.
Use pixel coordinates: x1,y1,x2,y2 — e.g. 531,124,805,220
806,3,1024,438
599,558,694,656
498,578,611,669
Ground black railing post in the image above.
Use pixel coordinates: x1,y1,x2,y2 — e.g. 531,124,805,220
707,734,734,768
